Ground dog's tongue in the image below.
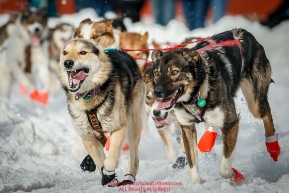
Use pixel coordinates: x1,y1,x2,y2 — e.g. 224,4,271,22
154,118,171,128
157,96,173,110
71,71,88,85
31,34,41,47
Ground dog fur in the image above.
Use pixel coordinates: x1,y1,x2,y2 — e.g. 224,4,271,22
58,39,146,185
119,32,149,73
150,28,276,183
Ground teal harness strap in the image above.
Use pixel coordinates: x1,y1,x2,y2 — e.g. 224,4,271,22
103,48,118,53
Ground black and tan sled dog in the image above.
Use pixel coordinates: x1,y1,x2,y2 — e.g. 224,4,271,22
150,28,280,184
58,39,146,186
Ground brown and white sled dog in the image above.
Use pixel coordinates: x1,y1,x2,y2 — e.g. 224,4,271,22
143,66,187,168
58,39,146,186
73,19,119,48
0,8,49,99
150,28,279,184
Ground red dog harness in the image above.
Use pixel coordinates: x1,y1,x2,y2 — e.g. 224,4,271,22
195,39,242,55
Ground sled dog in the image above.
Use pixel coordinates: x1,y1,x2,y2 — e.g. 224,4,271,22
150,28,280,184
58,39,146,186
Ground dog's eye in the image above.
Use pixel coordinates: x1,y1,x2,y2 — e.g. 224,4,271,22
146,95,153,101
171,70,179,75
63,51,68,55
92,35,98,39
79,51,87,55
154,71,160,77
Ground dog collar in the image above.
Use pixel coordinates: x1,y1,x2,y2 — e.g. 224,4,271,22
75,84,101,100
187,91,207,121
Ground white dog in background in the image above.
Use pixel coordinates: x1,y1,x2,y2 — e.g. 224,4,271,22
0,8,50,102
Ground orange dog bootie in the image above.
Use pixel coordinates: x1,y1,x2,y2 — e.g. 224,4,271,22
29,89,49,105
265,133,281,162
198,126,219,152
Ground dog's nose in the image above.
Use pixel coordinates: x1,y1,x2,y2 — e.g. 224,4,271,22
35,27,40,33
64,60,74,69
153,110,161,117
154,86,164,98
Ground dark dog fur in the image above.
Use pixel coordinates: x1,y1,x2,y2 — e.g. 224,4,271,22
150,28,276,183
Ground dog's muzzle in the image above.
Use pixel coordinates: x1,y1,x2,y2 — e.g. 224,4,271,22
156,86,184,111
64,60,90,93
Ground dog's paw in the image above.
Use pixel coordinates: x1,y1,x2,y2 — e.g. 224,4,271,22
80,154,96,172
117,174,135,186
101,166,118,186
172,153,187,169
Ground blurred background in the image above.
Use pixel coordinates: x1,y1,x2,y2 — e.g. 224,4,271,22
0,0,288,30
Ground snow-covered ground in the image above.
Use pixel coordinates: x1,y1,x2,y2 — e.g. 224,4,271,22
1,8,289,193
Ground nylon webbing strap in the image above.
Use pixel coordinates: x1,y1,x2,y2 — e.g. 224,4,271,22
86,109,107,147
25,45,32,73
196,39,242,55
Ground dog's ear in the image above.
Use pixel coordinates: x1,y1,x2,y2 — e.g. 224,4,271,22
103,19,113,26
151,50,163,61
22,9,31,18
142,66,153,83
181,49,200,64
9,13,19,23
143,73,151,83
37,7,47,17
141,32,149,43
80,18,92,24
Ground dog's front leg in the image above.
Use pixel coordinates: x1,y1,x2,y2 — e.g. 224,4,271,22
82,136,106,176
158,127,177,163
102,126,127,186
181,124,200,184
219,116,240,179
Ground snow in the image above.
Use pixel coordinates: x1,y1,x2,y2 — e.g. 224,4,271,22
1,8,289,193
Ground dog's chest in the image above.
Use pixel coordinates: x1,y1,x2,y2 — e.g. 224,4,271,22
69,102,122,137
174,105,201,125
174,105,225,128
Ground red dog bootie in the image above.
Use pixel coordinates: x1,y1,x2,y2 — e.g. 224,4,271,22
29,89,49,105
265,133,281,162
230,168,245,186
198,126,219,152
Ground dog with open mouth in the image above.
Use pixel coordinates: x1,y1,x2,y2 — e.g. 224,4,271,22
150,28,280,185
0,8,50,100
58,38,146,187
143,65,187,168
